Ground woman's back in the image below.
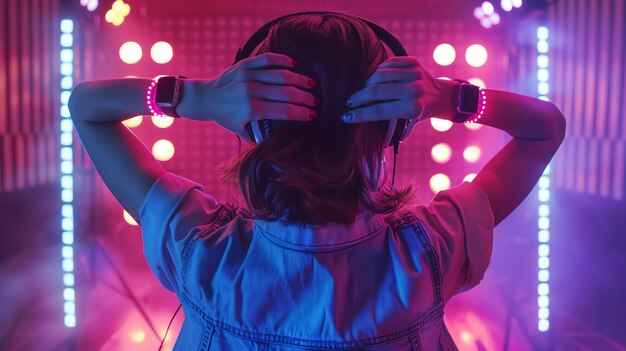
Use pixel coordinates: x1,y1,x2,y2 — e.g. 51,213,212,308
140,172,493,350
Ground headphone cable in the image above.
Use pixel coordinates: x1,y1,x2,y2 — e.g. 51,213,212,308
391,141,400,188
158,303,182,351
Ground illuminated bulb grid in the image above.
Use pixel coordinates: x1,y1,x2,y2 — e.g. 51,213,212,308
151,16,257,198
536,25,550,333
60,19,76,329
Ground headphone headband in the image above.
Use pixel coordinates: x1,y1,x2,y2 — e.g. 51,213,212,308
234,11,416,148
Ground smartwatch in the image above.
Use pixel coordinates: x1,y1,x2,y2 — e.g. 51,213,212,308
154,75,187,117
453,79,480,123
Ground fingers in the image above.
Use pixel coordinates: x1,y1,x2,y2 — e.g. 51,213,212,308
239,52,297,70
238,53,317,91
341,57,426,124
234,53,425,125
242,70,319,106
235,52,319,111
233,52,318,123
341,99,422,123
247,81,318,108
347,81,420,109
249,99,317,122
377,56,422,68
364,67,421,86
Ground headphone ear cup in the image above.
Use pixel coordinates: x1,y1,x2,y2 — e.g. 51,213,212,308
378,120,390,147
245,122,256,143
390,118,408,146
260,120,273,140
381,119,399,148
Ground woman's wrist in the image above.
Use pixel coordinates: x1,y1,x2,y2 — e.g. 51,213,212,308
424,78,460,122
176,79,211,121
476,89,565,140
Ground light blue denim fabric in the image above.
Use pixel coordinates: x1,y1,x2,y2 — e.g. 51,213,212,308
139,172,494,350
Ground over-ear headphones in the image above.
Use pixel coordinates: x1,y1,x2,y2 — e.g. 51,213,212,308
233,11,418,149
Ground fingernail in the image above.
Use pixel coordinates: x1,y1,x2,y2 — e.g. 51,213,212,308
309,110,318,120
292,59,299,66
313,97,320,105
308,78,317,87
341,112,353,122
345,99,352,108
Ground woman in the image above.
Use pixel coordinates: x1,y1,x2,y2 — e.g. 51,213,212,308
68,12,565,351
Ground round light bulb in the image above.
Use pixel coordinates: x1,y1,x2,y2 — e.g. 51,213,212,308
430,173,451,193
433,43,456,66
150,41,173,64
119,41,142,64
431,143,452,164
152,139,175,161
466,44,488,67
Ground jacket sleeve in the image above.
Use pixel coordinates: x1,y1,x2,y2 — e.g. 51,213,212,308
416,181,495,304
138,172,220,293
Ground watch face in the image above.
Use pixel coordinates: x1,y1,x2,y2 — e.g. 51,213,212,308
155,76,177,105
460,85,480,113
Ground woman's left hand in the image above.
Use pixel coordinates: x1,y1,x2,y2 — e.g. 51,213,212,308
341,56,458,124
187,53,319,143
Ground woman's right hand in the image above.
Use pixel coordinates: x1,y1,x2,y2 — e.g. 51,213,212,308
192,52,319,143
341,56,459,124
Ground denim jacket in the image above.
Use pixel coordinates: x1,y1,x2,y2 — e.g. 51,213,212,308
139,172,494,350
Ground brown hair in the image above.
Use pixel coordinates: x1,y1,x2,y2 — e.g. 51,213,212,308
218,13,416,226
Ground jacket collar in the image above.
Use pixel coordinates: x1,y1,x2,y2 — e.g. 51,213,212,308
254,211,386,252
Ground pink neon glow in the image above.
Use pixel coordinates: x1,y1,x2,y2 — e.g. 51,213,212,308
465,89,487,124
146,80,166,117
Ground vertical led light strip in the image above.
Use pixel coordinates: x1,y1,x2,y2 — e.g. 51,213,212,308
536,25,550,332
60,19,76,328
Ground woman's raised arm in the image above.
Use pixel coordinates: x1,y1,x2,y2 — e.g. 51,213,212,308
460,87,566,226
68,53,318,223
67,78,208,224
342,56,566,226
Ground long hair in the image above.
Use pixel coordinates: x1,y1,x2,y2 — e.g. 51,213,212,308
218,13,417,226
